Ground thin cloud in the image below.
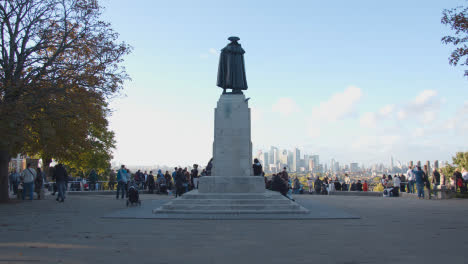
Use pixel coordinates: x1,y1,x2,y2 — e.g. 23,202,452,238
272,97,300,117
310,85,362,122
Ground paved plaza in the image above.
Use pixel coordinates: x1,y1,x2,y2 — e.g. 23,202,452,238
0,194,467,264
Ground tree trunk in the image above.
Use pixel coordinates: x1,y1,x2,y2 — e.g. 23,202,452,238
0,150,11,203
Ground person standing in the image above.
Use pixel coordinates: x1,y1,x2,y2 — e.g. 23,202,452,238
462,168,468,192
108,170,116,190
147,171,155,194
432,168,440,194
191,164,199,189
399,173,406,192
423,165,431,199
307,175,313,194
393,175,401,197
175,168,185,197
116,165,128,199
407,166,415,194
144,171,148,190
9,170,19,195
172,167,178,183
21,163,37,200
164,171,172,192
53,163,68,202
88,169,98,191
414,166,425,199
35,167,44,200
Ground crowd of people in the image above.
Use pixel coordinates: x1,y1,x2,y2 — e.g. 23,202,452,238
8,162,69,202
8,159,468,202
114,164,205,199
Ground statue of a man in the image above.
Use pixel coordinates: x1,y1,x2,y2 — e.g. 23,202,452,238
216,36,248,94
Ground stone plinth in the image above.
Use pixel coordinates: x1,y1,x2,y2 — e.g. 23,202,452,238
198,176,265,193
212,94,252,177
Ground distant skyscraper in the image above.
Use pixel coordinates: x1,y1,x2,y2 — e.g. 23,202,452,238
279,149,288,165
292,148,300,172
390,156,394,170
263,152,269,169
269,146,278,166
350,163,359,172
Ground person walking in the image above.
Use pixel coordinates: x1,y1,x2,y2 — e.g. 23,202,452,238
21,163,37,200
414,166,425,199
116,165,128,199
53,163,68,202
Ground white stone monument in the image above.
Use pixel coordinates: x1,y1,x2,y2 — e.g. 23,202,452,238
153,37,308,216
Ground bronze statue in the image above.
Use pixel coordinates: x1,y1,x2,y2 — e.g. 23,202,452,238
217,36,248,94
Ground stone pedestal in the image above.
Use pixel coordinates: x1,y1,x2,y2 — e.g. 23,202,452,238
212,94,252,177
199,93,265,194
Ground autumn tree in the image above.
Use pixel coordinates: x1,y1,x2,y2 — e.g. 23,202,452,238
442,3,468,78
0,0,131,202
24,86,112,180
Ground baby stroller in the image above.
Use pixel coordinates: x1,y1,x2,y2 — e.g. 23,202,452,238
127,183,141,206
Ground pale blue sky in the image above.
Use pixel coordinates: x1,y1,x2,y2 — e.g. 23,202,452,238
102,0,468,167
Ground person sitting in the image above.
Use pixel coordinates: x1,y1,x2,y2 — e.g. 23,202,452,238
271,173,288,197
341,182,348,191
293,177,301,194
356,180,363,191
157,174,167,194
334,177,342,191
252,159,263,176
350,181,357,191
314,177,322,194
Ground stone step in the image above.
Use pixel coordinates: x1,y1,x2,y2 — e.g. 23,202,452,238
153,208,309,214
172,199,292,205
182,192,284,200
160,204,301,211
